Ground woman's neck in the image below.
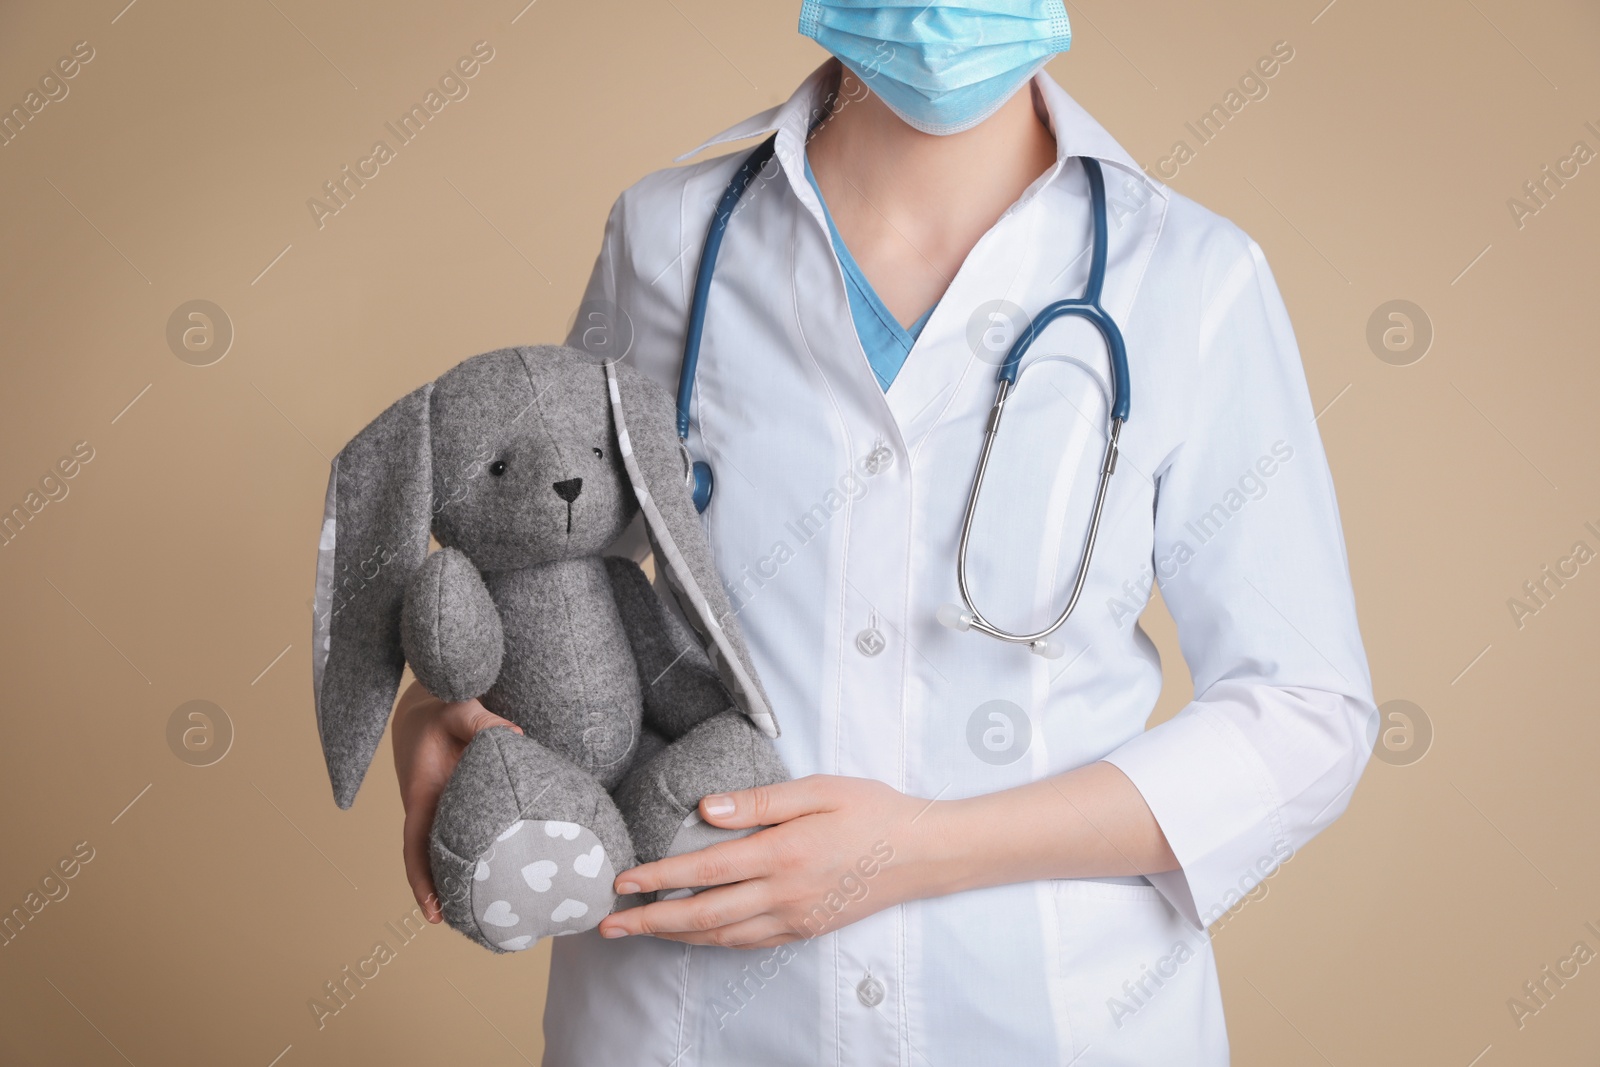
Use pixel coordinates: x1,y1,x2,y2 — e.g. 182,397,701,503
805,62,1059,327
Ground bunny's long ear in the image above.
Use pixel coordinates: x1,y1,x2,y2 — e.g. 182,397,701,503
313,382,435,808
604,358,779,739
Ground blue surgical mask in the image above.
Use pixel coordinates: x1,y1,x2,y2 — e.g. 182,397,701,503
799,1,1071,136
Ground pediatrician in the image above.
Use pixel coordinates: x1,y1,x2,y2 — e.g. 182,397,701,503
389,3,1376,1063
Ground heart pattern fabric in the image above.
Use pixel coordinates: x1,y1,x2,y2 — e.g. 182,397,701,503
469,819,617,952
521,860,558,891
550,898,589,923
481,900,519,927
573,845,605,879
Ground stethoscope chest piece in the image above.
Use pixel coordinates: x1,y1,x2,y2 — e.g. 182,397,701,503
691,460,714,512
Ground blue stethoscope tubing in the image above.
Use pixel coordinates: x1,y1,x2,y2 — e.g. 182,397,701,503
678,134,781,512
677,134,1129,655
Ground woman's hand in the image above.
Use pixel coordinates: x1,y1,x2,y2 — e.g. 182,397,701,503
593,762,1180,948
596,775,944,949
390,679,522,922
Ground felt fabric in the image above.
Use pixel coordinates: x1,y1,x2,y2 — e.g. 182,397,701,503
429,349,634,569
606,362,780,738
634,725,669,766
400,547,504,702
604,555,735,741
483,558,642,790
471,819,616,950
315,382,435,811
315,344,790,953
613,710,789,866
430,727,637,950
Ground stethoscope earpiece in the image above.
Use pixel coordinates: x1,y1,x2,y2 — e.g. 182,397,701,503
939,603,1065,658
936,603,975,632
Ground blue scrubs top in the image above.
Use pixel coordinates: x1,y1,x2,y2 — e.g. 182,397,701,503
803,154,936,391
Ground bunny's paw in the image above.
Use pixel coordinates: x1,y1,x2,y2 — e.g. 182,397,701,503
465,819,617,949
429,728,637,952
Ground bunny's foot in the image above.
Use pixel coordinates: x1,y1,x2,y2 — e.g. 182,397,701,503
429,728,637,952
613,710,790,897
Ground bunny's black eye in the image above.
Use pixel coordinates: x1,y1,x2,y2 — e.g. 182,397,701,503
592,447,604,459
488,460,507,476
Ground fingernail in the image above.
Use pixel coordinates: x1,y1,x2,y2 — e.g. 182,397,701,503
616,881,640,895
601,926,628,938
703,795,735,817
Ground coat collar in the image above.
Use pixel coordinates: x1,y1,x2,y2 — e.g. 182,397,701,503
675,59,1167,203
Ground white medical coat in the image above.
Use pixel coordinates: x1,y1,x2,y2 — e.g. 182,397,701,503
544,61,1375,1067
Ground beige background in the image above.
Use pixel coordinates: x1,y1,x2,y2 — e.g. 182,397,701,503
1,0,1596,1063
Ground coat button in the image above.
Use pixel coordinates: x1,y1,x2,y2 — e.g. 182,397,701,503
861,443,894,476
854,611,885,657
856,973,885,1008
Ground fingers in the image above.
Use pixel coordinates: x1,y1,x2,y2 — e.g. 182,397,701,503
697,775,838,830
598,882,778,944
653,917,797,948
728,934,801,950
437,698,522,745
394,677,441,720
392,690,518,925
618,778,847,894
402,810,442,924
615,834,769,897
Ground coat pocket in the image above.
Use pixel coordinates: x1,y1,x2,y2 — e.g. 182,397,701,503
1051,878,1228,1066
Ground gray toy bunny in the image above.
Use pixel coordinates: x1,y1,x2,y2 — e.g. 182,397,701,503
311,344,788,952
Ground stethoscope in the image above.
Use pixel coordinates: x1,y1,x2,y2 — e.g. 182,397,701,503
677,134,1129,659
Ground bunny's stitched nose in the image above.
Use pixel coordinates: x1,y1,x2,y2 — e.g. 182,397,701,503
552,477,583,503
